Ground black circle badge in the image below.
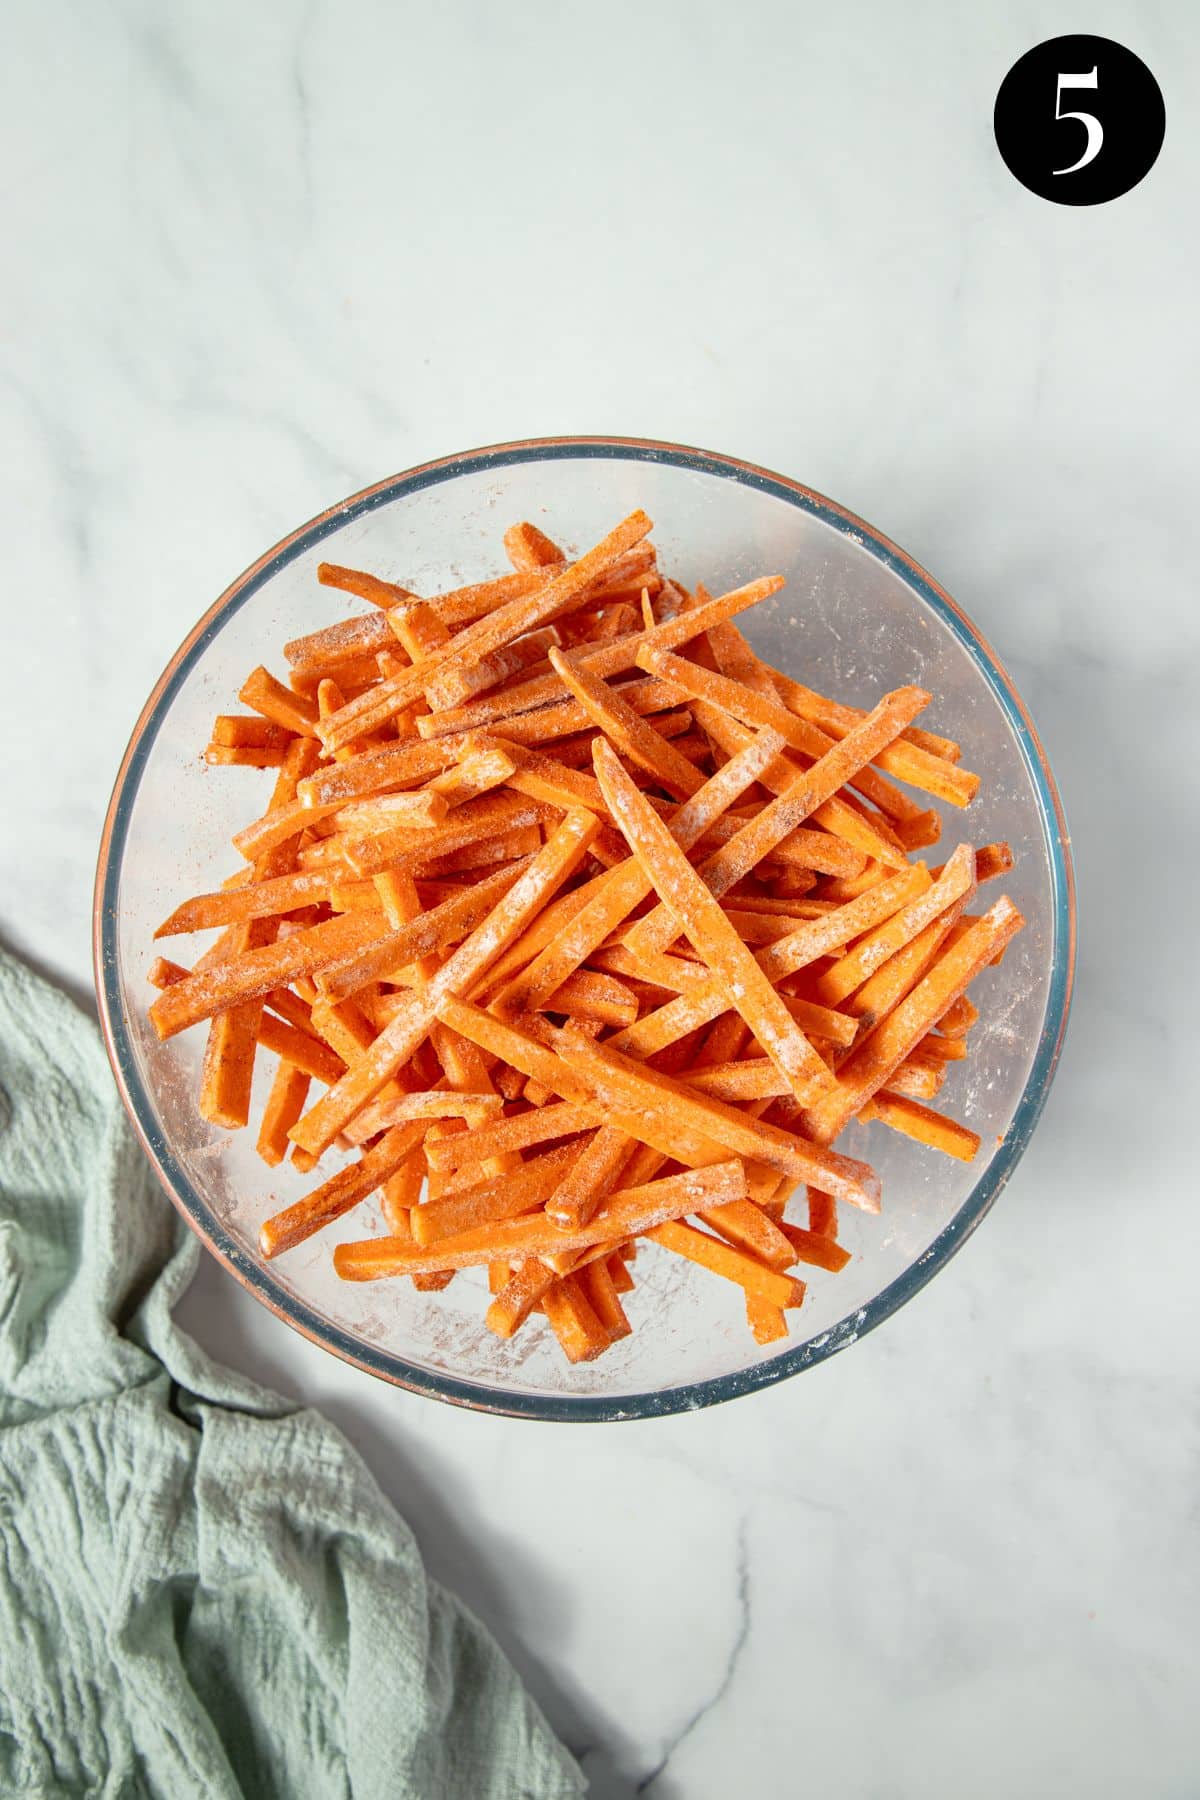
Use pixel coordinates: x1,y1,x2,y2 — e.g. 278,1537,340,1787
994,35,1165,205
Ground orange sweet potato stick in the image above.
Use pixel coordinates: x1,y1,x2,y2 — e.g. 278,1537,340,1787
429,629,562,712
745,1295,789,1343
154,867,339,937
757,863,932,983
320,512,653,751
618,687,928,979
545,1022,881,1211
334,790,451,833
816,843,976,1005
314,860,530,1003
859,1092,982,1161
410,1141,582,1246
911,1031,968,1064
648,1221,805,1310
210,715,295,752
149,909,398,1041
542,1276,612,1362
698,1196,797,1269
335,1160,748,1279
413,575,785,739
341,1088,504,1146
802,896,1025,1143
424,1101,596,1171
592,739,832,1106
259,1121,427,1258
776,1220,852,1273
388,599,452,663
288,808,600,1156
542,969,640,1029
239,667,320,739
807,1188,839,1239
879,1059,943,1101
504,521,566,569
429,744,517,808
255,1015,345,1086
770,666,974,800
843,904,967,1028
938,995,979,1038
284,610,397,673
380,1150,424,1235
256,1063,313,1167
316,562,416,608
544,1124,633,1230
491,727,786,1020
292,736,468,812
578,1258,632,1339
934,842,1013,885
204,742,293,769
547,646,702,800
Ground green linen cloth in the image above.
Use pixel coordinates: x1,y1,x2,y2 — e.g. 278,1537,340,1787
0,951,584,1800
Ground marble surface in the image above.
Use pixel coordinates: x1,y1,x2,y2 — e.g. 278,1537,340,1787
3,2,1198,1793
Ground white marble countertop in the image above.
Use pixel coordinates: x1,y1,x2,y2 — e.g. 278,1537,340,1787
4,3,1198,1793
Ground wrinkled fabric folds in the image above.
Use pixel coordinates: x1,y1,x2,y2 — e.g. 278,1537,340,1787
0,951,582,1799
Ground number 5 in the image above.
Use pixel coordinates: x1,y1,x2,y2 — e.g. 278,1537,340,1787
1054,68,1102,174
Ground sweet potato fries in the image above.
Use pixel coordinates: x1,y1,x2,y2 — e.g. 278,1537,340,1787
150,510,1022,1363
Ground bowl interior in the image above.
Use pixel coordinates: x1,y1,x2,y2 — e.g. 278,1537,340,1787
98,443,1071,1418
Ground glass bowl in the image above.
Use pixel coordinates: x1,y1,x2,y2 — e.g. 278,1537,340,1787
94,437,1075,1421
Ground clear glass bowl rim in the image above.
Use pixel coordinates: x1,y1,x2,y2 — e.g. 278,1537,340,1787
93,435,1077,1422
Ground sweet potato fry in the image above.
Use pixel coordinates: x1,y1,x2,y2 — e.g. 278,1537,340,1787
260,1121,427,1258
335,1160,748,1279
545,1124,632,1231
239,667,320,739
802,896,1025,1143
412,575,785,740
424,1101,596,1172
411,1141,582,1246
320,512,653,751
491,727,785,1019
592,739,832,1105
548,646,702,800
579,1258,632,1339
504,521,566,569
316,562,416,609
381,1150,424,1235
341,1087,503,1146
648,1221,805,1310
256,1063,313,1167
777,1219,852,1273
289,809,600,1155
152,506,1026,1365
149,909,397,1041
816,844,976,1005
543,1277,612,1362
859,1092,982,1161
938,995,979,1039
